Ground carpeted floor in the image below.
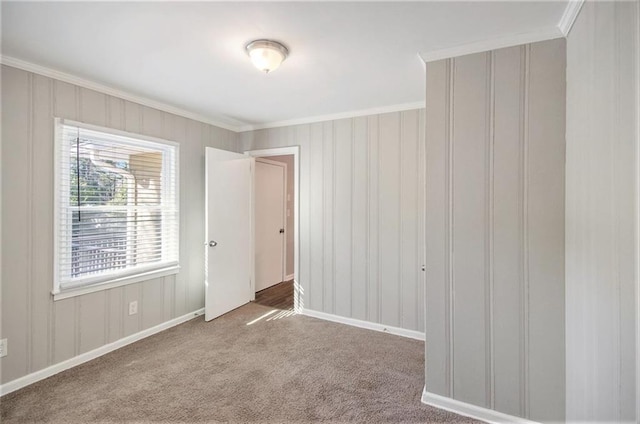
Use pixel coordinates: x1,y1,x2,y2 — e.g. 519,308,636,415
1,303,480,423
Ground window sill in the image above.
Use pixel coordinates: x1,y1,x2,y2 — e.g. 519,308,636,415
52,265,180,301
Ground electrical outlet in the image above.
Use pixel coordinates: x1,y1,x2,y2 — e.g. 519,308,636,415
128,301,138,316
0,339,7,358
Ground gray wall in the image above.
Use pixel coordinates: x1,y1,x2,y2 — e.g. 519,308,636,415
266,154,295,278
565,1,639,422
1,65,239,385
424,38,566,422
241,110,426,332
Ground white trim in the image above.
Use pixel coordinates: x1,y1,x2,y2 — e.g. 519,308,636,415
301,308,425,341
254,157,287,167
1,55,244,132
239,102,425,132
558,0,585,37
245,147,299,158
635,1,640,420
421,389,540,424
53,265,180,301
249,157,256,302
284,273,294,282
0,308,204,397
53,118,63,302
245,147,300,312
419,28,563,63
282,159,289,287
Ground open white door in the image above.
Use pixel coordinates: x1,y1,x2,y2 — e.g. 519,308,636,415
205,147,253,321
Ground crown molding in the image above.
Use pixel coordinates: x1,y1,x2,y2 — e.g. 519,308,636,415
417,1,586,64
558,0,585,37
239,101,425,132
2,55,424,134
0,55,246,133
419,27,564,64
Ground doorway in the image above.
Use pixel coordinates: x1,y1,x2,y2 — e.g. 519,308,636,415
254,158,287,291
245,147,300,312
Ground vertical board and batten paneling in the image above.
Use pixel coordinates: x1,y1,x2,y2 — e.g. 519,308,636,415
334,119,352,318
492,45,523,418
424,58,449,397
400,111,421,331
31,74,54,374
323,122,335,314
1,66,31,383
367,116,380,325
565,1,639,422
425,38,566,422
451,51,489,409
351,117,368,322
526,39,566,421
240,109,426,333
378,114,401,328
0,65,240,385
308,123,324,312
297,125,312,313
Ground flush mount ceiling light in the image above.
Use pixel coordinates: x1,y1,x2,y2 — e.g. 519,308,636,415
245,39,289,73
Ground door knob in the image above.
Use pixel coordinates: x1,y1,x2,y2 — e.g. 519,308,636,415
208,240,218,247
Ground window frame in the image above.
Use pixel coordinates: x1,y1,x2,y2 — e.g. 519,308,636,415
53,118,180,301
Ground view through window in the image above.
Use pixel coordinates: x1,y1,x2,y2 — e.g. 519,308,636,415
55,121,179,293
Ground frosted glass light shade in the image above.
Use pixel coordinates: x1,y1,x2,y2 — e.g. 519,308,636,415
246,40,289,73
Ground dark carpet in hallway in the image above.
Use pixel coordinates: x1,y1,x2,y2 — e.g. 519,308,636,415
1,303,479,423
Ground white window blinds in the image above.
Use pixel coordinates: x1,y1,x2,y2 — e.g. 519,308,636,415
55,120,179,293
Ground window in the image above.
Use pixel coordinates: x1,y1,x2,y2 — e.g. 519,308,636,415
54,119,179,299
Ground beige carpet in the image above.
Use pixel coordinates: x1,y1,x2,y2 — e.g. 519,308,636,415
1,303,479,423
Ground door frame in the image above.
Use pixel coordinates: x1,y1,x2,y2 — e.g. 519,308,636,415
254,157,288,292
245,146,300,311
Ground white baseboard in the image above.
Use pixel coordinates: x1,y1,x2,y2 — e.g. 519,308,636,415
301,308,425,341
421,388,539,424
0,308,204,397
284,273,294,282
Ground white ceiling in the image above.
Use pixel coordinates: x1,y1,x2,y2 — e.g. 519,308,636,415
1,1,570,131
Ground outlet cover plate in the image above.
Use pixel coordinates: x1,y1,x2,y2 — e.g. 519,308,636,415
0,339,7,358
128,301,138,315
